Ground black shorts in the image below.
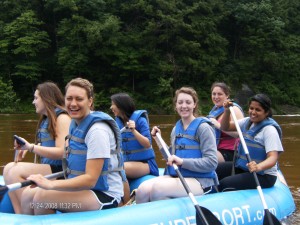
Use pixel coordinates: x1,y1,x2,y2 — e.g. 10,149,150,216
218,149,235,161
50,164,65,179
92,190,118,210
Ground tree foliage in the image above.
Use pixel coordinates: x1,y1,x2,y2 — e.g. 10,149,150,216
0,0,299,114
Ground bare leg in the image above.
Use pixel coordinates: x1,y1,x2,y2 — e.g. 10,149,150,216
124,161,150,179
21,188,101,215
3,162,52,214
217,151,225,163
135,175,203,203
20,186,38,215
150,177,203,201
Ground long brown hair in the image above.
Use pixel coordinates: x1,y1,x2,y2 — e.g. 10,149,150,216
110,93,136,124
35,81,66,141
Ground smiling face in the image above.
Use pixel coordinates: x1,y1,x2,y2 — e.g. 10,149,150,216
175,93,196,120
32,90,46,115
65,85,92,123
248,101,269,124
211,86,228,107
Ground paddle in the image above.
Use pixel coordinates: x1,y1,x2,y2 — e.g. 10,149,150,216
0,171,65,196
155,132,222,225
228,105,281,225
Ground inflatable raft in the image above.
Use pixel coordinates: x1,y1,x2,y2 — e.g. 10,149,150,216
0,170,295,225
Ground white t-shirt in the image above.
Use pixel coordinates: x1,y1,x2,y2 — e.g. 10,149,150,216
85,122,123,202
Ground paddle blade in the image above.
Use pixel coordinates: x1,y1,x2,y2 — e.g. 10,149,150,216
196,206,222,225
263,209,282,225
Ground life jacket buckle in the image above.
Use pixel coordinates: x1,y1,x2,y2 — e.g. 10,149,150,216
123,150,131,155
176,133,184,138
178,144,185,149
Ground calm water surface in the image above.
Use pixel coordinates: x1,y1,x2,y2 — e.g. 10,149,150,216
0,114,299,224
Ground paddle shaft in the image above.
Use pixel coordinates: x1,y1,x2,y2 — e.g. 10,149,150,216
155,133,210,225
0,171,65,195
120,127,126,133
229,106,280,225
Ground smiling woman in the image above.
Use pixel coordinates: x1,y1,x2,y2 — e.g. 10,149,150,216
20,78,125,215
217,94,283,192
135,86,219,204
64,78,94,121
207,82,244,162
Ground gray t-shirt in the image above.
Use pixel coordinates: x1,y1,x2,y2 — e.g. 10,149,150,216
85,122,123,202
170,122,219,188
238,118,283,176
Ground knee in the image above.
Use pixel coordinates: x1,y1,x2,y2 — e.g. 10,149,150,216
218,178,236,192
149,184,164,201
32,189,47,203
135,183,152,204
3,162,17,183
21,188,36,212
21,188,32,205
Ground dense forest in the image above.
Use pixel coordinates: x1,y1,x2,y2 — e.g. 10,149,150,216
0,0,299,114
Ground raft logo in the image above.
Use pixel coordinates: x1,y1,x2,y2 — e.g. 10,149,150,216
149,206,277,225
213,205,277,225
149,216,196,225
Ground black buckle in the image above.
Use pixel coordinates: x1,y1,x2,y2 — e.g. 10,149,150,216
176,133,184,138
178,144,185,149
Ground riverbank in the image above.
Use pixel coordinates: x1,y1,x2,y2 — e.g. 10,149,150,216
278,105,300,115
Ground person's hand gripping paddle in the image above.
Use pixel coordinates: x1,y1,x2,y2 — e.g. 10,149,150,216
229,105,281,225
155,132,222,225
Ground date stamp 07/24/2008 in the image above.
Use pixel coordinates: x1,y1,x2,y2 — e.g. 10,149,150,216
30,202,82,210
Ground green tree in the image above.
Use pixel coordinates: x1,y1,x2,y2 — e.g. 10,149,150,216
0,79,20,113
0,10,50,80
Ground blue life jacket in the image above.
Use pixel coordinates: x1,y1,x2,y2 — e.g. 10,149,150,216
207,103,244,145
65,111,124,192
235,117,282,175
165,117,216,178
37,108,66,166
116,110,155,162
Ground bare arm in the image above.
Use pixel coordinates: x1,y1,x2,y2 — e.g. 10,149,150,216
220,101,238,131
247,151,278,173
33,113,71,159
211,105,244,137
127,119,151,148
15,113,71,160
27,158,104,191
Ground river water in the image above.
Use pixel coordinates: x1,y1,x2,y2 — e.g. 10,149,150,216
0,114,299,224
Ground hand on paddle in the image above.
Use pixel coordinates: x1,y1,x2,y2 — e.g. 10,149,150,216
166,155,183,167
247,161,261,173
151,126,183,166
26,174,54,190
222,99,234,108
151,125,160,137
126,120,136,130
